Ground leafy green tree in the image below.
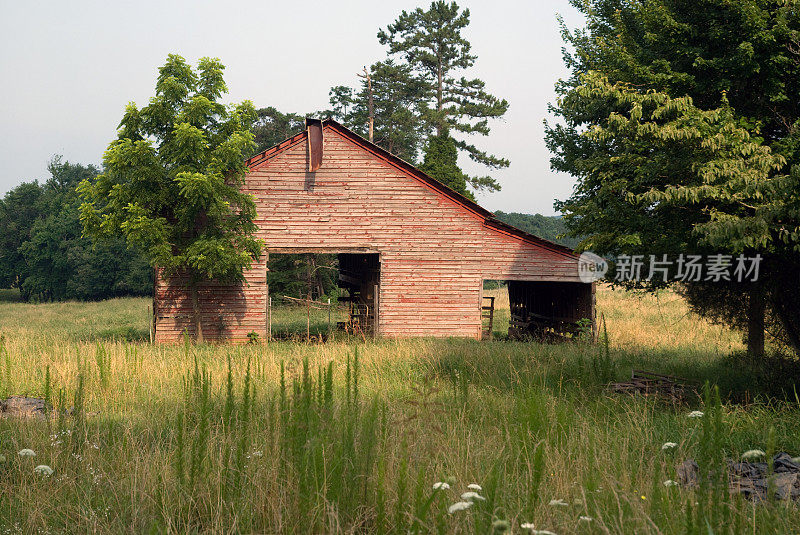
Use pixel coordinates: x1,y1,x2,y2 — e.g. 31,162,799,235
378,1,509,191
0,157,152,302
79,55,262,342
329,60,431,163
252,107,306,153
419,133,472,199
0,182,42,292
547,0,800,356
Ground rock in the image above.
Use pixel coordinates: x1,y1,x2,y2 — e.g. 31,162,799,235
678,453,800,501
0,396,46,419
677,459,700,488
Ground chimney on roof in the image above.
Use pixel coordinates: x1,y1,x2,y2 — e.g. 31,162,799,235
306,118,323,172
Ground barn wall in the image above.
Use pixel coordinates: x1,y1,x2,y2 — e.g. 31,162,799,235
155,125,585,342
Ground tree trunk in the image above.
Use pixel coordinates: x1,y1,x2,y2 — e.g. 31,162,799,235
436,62,443,136
773,297,800,355
747,285,764,357
190,284,204,344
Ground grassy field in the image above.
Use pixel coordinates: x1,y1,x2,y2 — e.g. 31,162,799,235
0,286,798,533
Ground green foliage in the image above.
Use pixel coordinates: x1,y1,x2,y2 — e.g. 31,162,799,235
548,0,800,355
78,55,262,340
419,133,472,199
329,60,432,163
267,253,338,301
0,182,42,290
0,157,152,301
492,211,580,248
251,106,306,153
377,1,509,191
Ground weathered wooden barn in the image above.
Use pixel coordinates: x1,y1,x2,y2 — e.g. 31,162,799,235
154,119,594,342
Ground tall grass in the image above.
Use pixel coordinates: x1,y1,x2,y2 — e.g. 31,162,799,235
0,289,797,533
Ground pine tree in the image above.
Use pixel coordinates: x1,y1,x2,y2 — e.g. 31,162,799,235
329,60,430,163
419,132,472,200
378,1,509,191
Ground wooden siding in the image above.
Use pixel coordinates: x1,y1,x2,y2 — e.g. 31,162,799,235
154,123,587,342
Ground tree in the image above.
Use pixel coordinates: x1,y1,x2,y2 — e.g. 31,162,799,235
79,55,262,342
330,60,431,163
419,132,472,198
0,157,152,302
493,211,580,249
0,182,42,292
252,107,306,153
378,1,509,191
547,0,800,356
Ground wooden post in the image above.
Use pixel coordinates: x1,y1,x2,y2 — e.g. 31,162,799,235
147,305,153,344
373,286,379,338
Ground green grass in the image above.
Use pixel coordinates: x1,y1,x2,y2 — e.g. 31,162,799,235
0,288,798,533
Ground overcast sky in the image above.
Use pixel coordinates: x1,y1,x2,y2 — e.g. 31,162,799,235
0,0,584,216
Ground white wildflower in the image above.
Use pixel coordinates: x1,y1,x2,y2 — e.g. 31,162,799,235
687,411,704,418
460,491,486,501
579,516,593,522
548,498,568,507
661,442,678,451
520,526,557,535
34,465,53,476
663,480,679,487
18,449,35,457
467,483,482,491
742,449,765,460
251,451,263,457
447,501,473,514
573,498,583,505
433,482,450,490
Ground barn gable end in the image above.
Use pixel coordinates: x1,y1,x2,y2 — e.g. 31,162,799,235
154,120,592,342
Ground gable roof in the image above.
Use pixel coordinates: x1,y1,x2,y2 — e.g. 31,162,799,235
245,118,578,259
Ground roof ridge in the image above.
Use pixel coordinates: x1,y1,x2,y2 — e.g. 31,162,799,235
245,118,577,259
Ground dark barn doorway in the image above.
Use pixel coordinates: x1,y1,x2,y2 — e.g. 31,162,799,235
266,252,380,340
507,281,594,341
336,253,380,337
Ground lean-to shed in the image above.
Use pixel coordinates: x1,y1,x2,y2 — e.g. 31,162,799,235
154,119,594,342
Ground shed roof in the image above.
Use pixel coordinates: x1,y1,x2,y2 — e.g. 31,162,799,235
245,118,578,260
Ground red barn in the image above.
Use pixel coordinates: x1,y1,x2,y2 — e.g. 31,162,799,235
154,119,594,342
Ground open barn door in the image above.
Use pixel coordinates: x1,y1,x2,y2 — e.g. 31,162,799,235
508,281,594,341
337,253,380,337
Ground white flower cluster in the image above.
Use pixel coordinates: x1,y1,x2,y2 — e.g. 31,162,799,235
741,449,765,460
443,481,487,514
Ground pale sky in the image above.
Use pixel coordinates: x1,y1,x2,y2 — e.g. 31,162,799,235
0,0,584,216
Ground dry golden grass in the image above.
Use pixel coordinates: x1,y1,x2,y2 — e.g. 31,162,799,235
0,289,796,534
484,284,743,353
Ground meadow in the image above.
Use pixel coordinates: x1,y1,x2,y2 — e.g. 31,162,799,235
0,286,798,534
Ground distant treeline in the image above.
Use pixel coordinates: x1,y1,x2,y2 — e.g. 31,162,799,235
0,158,152,302
493,211,581,249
